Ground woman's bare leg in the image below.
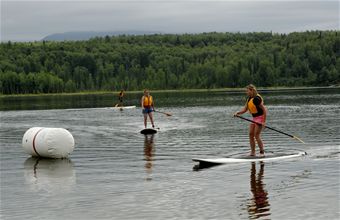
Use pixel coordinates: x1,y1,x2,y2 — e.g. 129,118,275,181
144,114,148,128
249,124,256,156
254,125,264,154
148,112,155,128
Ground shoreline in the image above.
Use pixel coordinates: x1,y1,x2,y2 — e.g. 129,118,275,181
0,86,339,98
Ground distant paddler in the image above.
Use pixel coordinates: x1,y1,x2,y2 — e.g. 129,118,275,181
234,84,267,157
115,90,124,107
141,89,155,129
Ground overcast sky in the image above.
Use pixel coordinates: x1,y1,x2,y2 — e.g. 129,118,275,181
1,0,339,42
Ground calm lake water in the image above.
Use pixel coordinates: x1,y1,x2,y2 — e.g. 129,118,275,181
1,88,339,220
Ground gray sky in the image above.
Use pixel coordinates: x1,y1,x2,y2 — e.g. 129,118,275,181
1,0,339,42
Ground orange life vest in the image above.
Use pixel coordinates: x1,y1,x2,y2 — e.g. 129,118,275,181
247,94,263,117
143,95,153,107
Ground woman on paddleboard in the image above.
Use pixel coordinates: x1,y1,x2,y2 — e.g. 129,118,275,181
234,84,267,157
141,89,155,129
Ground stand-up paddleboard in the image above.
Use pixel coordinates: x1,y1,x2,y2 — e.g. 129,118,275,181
66,106,137,111
140,128,157,135
110,105,136,110
193,152,307,165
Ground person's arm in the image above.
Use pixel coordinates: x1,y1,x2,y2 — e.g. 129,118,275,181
259,103,267,126
254,96,266,126
141,96,144,109
234,102,248,116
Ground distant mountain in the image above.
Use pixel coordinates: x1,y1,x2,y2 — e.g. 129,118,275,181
42,30,162,41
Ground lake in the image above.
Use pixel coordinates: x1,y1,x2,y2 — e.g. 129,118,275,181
1,88,339,219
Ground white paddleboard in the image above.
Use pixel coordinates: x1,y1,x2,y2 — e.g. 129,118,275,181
66,106,137,111
109,105,136,110
193,152,307,164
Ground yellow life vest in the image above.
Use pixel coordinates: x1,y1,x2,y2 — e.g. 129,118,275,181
143,95,153,107
247,94,263,116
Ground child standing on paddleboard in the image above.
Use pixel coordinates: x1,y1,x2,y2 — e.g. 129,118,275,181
141,89,155,129
117,90,124,107
234,84,267,157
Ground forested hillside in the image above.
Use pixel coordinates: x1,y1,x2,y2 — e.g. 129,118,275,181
0,31,339,94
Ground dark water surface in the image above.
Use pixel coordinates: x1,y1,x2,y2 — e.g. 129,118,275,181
1,88,339,219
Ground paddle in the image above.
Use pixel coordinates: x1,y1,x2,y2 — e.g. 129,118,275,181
154,110,172,116
235,115,305,144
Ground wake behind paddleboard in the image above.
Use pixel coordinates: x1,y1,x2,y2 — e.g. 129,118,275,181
140,128,157,135
193,152,307,165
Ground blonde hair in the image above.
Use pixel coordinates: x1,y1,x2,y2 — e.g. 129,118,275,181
246,84,258,97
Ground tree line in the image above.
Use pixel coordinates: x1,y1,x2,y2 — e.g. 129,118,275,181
0,31,339,94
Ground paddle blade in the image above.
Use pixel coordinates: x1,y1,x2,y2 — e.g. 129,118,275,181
293,136,305,144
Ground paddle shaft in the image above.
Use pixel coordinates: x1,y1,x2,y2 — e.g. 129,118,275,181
154,110,172,116
236,115,295,139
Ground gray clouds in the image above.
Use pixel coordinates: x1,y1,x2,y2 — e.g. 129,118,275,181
1,0,339,42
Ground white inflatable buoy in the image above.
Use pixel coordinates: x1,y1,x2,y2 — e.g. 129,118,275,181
22,127,75,158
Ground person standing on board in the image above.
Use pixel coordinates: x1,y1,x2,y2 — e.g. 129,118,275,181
234,84,267,157
141,89,155,129
116,90,124,107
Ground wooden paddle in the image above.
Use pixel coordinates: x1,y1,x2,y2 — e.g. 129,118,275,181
235,115,305,144
154,110,172,116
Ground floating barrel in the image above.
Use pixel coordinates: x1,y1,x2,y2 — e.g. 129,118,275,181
22,127,75,158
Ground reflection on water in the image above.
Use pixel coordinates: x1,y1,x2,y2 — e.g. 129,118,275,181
24,157,76,195
247,162,270,219
2,87,339,111
144,135,155,181
1,88,339,219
